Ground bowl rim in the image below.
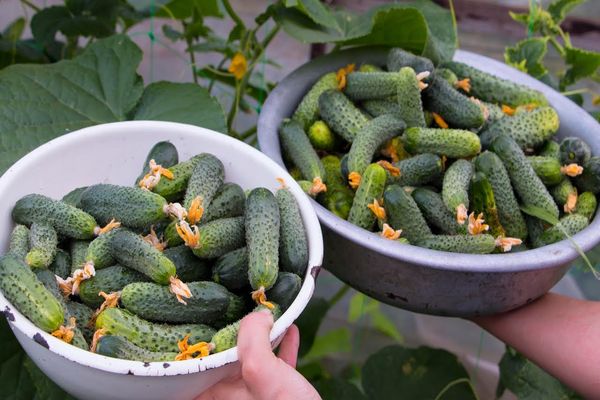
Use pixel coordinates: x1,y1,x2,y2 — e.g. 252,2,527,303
0,120,324,377
257,46,600,273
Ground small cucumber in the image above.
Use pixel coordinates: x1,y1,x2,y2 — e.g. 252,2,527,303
490,134,559,220
559,137,591,166
423,76,485,129
318,155,354,220
61,186,88,208
384,185,432,242
70,240,90,274
66,301,95,343
25,223,58,269
436,67,458,85
387,48,434,78
266,272,301,312
135,141,179,184
396,67,426,128
442,160,474,220
574,156,600,194
345,72,402,101
79,264,150,308
469,172,505,238
163,246,211,282
12,194,98,239
574,192,597,221
8,224,29,260
527,156,563,186
403,127,481,158
480,101,505,131
359,64,382,72
392,153,443,187
84,228,120,270
0,254,64,332
412,188,460,235
121,281,231,324
526,216,546,248
442,61,548,106
292,72,338,130
277,188,308,276
49,249,71,280
318,89,370,142
182,153,224,212
191,216,246,259
96,335,177,362
348,164,387,231
416,234,496,254
347,114,406,178
201,182,245,224
308,120,336,151
539,140,561,159
95,307,215,353
163,221,184,247
551,178,577,208
538,214,589,246
246,188,280,292
361,98,398,117
151,154,204,202
212,247,249,292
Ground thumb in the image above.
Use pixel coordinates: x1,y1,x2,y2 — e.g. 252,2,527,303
237,310,275,366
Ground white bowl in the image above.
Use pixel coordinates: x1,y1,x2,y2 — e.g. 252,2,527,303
0,121,323,400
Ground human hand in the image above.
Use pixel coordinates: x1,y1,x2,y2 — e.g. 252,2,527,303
196,310,321,400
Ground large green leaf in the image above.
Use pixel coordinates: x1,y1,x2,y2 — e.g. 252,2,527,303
313,378,366,400
155,0,222,19
562,47,600,88
302,328,351,362
548,0,586,24
286,0,339,30
505,37,549,79
295,297,330,357
0,319,36,400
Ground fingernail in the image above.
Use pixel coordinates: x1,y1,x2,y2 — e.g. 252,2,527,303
257,309,271,315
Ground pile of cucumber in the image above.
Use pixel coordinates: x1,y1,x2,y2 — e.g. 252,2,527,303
280,47,599,254
0,141,308,362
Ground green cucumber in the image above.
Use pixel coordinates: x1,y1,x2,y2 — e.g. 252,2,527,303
527,156,563,186
403,127,481,158
361,98,398,117
480,101,505,131
359,64,382,72
538,214,589,246
84,228,120,270
277,187,308,276
469,172,505,238
345,72,402,101
412,188,460,235
49,249,71,280
70,240,90,274
246,188,280,292
436,67,458,85
212,247,249,292
387,48,434,78
121,281,231,324
318,89,370,142
163,246,211,282
384,185,431,242
574,192,597,220
191,216,246,259
396,67,426,128
559,137,591,166
348,164,387,231
539,140,561,158
136,141,179,185
266,272,301,312
318,155,354,219
12,194,98,239
574,156,600,194
551,178,577,208
95,307,215,353
442,159,474,220
308,120,336,151
8,224,29,260
95,335,177,362
490,134,559,219
66,301,94,343
0,254,64,332
151,154,204,202
392,153,443,187
297,181,316,198
292,72,338,130
201,182,245,225
526,216,546,248
79,265,150,308
163,221,184,247
183,153,224,212
25,223,58,269
61,186,88,208
416,234,496,254
423,76,485,129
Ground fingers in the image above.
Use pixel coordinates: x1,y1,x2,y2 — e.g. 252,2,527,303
277,324,300,367
237,310,274,365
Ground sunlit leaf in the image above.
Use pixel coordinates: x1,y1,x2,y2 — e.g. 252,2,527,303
371,310,403,342
303,328,352,362
548,0,586,24
562,47,600,87
505,37,548,78
520,205,560,226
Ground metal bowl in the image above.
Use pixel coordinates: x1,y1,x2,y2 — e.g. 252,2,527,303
257,46,600,317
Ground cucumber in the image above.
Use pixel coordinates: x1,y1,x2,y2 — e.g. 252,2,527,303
469,172,505,238
537,214,589,246
480,101,505,131
442,160,474,222
403,127,481,158
80,184,168,230
84,228,120,270
361,98,398,117
551,178,577,209
387,48,434,78
526,216,546,248
527,156,563,186
61,186,88,208
277,188,308,276
289,167,303,181
12,194,98,239
266,272,301,312
345,72,402,101
79,265,150,308
151,154,204,202
292,72,338,130
49,249,71,280
539,140,561,159
95,307,215,353
384,185,432,242
163,221,184,247
392,153,443,186
318,89,370,142
490,134,559,220
359,64,382,73
219,293,246,326
202,183,245,224
96,335,177,362
25,223,58,269
574,156,600,194
163,246,211,282
340,153,350,179
318,155,354,220
347,114,406,178
348,164,387,231
442,61,548,106
136,141,179,185
423,76,485,129
416,234,496,254
0,254,64,332
474,151,528,240
308,120,336,151
412,188,460,235
396,67,426,128
479,107,559,150
559,137,591,166
8,224,29,260
246,188,280,292
191,217,246,259
182,154,224,214
70,240,90,274
65,301,94,343
121,281,231,324
574,192,597,220
212,247,249,292
436,68,458,85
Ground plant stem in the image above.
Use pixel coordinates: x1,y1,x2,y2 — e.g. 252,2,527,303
227,79,244,132
183,25,199,84
240,125,257,139
20,0,40,12
548,36,566,57
208,57,229,94
328,284,350,308
222,0,246,30
561,88,589,96
433,378,479,400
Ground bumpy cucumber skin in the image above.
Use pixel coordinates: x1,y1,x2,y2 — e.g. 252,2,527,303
80,184,168,230
85,228,120,270
163,221,184,247
490,135,559,220
202,183,246,224
266,272,301,312
66,301,95,343
469,172,505,238
308,120,336,151
359,64,383,73
213,247,249,292
109,229,176,285
49,249,71,280
192,216,246,259
442,160,473,216
8,224,29,260
397,67,426,128
163,246,211,282
538,140,561,159
526,216,546,248
474,151,528,240
277,188,308,276
318,89,370,142
416,234,496,254
392,153,443,187
412,188,460,235
152,154,204,202
527,156,563,186
348,164,387,231
26,223,58,268
0,254,64,332
79,264,150,308
538,214,589,246
96,308,215,353
136,141,179,184
12,194,98,239
361,98,398,117
348,114,406,177
70,240,90,274
480,101,504,131
318,155,354,220
387,48,434,78
403,127,481,158
551,178,576,207
183,153,224,210
384,185,432,242
96,335,177,362
121,281,231,324
575,192,597,221
423,76,485,129
246,189,280,291
442,61,548,106
292,72,338,130
575,156,600,194
279,119,326,184
61,186,88,208
436,68,458,85
479,107,559,150
559,137,591,166
345,72,402,101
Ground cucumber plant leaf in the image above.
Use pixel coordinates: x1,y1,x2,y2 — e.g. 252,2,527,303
295,297,330,357
548,0,586,24
302,327,351,362
562,47,600,88
313,378,366,400
505,37,549,79
519,205,560,226
23,357,74,400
